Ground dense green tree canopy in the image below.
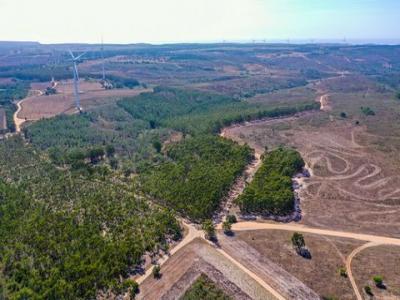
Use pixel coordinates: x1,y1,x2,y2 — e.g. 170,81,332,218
237,148,304,215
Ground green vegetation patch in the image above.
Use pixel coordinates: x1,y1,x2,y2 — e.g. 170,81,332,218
23,108,169,171
181,274,232,300
237,148,304,215
24,114,107,149
0,138,181,299
118,87,236,128
119,87,319,135
361,106,376,116
141,135,253,221
0,81,29,131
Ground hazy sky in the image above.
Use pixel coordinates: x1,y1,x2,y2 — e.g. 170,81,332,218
0,0,399,44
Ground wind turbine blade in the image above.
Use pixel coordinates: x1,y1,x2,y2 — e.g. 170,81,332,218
74,52,87,61
68,49,75,60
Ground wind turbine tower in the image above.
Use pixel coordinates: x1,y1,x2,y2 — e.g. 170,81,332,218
101,37,106,81
69,50,86,112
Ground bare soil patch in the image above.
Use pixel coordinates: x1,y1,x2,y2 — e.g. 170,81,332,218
138,238,277,300
224,112,400,238
17,80,149,121
232,229,362,300
352,245,400,299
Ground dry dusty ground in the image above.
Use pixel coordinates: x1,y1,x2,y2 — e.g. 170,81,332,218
17,80,149,121
223,112,400,238
137,238,276,300
231,229,362,300
352,245,400,299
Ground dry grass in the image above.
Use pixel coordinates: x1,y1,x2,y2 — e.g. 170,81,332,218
222,76,400,238
18,80,149,121
232,229,362,300
138,238,276,300
352,245,400,299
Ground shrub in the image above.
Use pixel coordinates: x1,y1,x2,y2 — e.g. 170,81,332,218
226,215,237,224
152,265,161,279
340,112,347,118
397,91,400,100
88,147,105,164
105,145,115,157
373,275,384,288
152,140,162,153
322,296,338,300
123,279,139,296
291,232,305,252
202,220,216,240
364,285,373,296
222,221,232,235
338,267,347,278
361,106,375,116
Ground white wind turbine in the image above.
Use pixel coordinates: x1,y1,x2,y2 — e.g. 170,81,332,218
69,50,86,112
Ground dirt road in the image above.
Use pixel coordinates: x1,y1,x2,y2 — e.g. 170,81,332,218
136,221,203,285
13,99,26,132
346,242,379,300
228,222,400,246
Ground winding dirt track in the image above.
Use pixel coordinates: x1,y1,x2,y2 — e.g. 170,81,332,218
346,242,379,300
13,99,27,133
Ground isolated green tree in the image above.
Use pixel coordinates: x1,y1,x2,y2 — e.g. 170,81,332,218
338,267,347,278
222,221,232,235
291,232,305,252
364,285,373,295
88,147,105,164
226,215,237,224
373,275,384,288
152,264,161,279
202,220,216,240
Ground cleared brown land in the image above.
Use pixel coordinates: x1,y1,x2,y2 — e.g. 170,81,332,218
17,80,149,121
224,114,400,237
222,74,400,238
138,238,276,300
217,231,320,299
231,229,362,300
352,245,400,299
